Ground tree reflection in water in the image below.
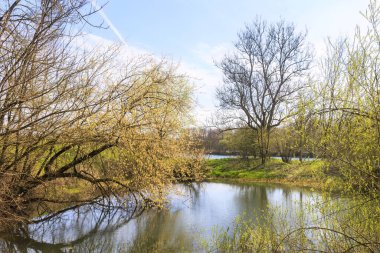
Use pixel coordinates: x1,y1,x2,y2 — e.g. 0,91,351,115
0,183,319,253
0,185,204,253
0,196,146,253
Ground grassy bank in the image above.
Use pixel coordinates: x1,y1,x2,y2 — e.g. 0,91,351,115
206,158,337,189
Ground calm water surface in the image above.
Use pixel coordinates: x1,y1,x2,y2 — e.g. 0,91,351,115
205,154,238,159
0,182,321,252
206,154,316,161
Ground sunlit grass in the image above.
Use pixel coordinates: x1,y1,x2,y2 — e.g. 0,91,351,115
207,158,332,188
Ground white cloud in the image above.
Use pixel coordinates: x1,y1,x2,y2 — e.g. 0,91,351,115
174,42,242,126
178,61,222,126
193,42,232,66
72,33,223,126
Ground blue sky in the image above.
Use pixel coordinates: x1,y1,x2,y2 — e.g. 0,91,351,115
87,0,370,125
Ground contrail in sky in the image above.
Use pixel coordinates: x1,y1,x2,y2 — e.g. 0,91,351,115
91,0,127,45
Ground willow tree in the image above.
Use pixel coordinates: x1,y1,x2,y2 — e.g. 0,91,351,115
216,19,312,164
0,0,204,228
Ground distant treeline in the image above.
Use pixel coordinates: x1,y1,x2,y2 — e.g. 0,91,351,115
195,127,314,162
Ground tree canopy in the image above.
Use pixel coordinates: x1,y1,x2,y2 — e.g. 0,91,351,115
0,0,204,228
216,19,312,164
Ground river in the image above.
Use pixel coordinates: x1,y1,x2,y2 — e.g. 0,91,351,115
0,182,321,252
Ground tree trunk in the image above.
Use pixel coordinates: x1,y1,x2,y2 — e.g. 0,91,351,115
258,127,270,165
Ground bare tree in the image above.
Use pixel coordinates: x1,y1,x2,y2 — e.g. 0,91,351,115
216,19,312,164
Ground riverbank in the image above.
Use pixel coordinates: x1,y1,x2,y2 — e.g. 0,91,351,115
206,158,339,190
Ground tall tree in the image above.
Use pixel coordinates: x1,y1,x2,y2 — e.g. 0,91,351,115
216,19,312,164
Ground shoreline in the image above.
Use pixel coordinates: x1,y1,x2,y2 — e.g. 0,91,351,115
205,177,323,191
205,157,338,192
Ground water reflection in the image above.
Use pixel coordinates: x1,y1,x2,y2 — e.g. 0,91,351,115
0,182,320,252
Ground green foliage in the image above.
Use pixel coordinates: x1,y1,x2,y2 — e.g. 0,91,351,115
308,0,380,195
220,129,259,158
204,195,380,252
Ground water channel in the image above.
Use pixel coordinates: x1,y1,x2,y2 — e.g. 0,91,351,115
0,182,321,252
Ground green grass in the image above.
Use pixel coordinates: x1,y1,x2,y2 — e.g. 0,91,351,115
207,157,329,188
